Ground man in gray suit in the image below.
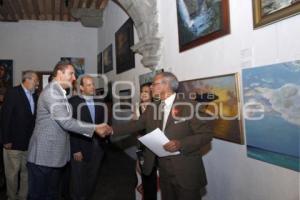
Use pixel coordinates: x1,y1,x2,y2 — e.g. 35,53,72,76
27,60,111,200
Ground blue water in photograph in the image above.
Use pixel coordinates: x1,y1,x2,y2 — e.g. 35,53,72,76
242,61,300,171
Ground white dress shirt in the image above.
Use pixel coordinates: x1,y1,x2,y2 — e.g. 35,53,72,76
162,93,176,131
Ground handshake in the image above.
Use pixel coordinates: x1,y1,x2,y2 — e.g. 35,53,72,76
95,123,113,137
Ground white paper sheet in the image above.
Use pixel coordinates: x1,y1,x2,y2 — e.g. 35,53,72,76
138,128,180,157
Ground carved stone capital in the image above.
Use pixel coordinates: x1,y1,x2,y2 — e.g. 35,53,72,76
131,37,162,69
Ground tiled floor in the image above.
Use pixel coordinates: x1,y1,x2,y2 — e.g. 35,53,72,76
91,144,137,200
0,144,137,200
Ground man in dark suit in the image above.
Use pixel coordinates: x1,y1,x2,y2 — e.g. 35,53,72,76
112,72,213,200
1,71,39,200
69,75,106,200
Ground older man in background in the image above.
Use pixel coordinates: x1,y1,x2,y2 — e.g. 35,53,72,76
1,71,39,200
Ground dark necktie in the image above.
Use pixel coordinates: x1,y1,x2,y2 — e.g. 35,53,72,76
160,100,165,130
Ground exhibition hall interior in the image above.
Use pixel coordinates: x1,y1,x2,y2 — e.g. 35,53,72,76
0,0,299,200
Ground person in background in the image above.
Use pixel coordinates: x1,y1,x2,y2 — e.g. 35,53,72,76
135,83,158,200
26,60,111,200
69,75,106,200
1,71,39,200
0,64,8,192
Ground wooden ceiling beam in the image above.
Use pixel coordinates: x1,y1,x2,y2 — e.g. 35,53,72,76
60,0,63,21
78,0,84,8
95,0,102,9
19,0,31,19
0,4,9,20
68,0,75,21
86,0,94,8
51,0,55,20
31,0,40,19
12,0,24,19
5,0,18,21
96,0,108,9
43,0,50,20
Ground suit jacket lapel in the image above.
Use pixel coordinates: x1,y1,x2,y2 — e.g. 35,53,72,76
94,99,105,124
18,86,33,115
80,97,94,123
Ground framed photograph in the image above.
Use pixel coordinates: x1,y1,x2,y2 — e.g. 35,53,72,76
97,52,103,74
177,73,244,144
118,89,132,110
61,57,85,78
115,18,135,74
253,0,300,28
242,61,300,171
0,60,13,105
103,44,113,73
176,0,230,52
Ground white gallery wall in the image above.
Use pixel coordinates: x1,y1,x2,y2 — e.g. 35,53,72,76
99,1,299,200
0,20,98,85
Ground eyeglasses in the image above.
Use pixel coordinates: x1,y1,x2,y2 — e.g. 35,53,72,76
151,81,163,87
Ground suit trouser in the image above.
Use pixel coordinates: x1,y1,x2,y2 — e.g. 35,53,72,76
141,167,157,200
27,162,62,200
158,159,201,200
0,147,6,190
159,175,202,200
60,162,71,200
3,149,28,200
70,146,104,200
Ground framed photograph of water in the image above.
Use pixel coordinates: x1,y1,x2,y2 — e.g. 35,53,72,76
176,0,230,52
242,61,300,171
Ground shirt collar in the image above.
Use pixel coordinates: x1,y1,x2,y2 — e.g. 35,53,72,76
83,95,94,102
163,93,176,108
54,81,67,96
21,84,32,94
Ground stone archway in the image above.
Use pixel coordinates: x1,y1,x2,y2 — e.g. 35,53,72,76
114,0,162,70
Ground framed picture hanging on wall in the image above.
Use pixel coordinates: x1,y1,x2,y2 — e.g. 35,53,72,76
177,73,244,144
103,44,113,73
115,18,135,74
253,0,300,28
0,60,13,106
176,0,230,52
97,52,103,74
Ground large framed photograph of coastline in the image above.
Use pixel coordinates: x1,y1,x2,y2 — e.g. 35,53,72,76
253,0,300,28
177,73,244,144
176,0,230,52
242,61,300,171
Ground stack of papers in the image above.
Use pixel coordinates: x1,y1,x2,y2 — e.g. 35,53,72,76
138,128,180,157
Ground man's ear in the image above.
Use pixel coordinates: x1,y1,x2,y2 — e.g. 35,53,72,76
79,85,84,91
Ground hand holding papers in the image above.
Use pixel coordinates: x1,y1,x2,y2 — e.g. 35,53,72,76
138,128,180,157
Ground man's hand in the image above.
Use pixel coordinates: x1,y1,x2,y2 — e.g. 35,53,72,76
73,152,83,162
163,140,181,152
3,143,12,150
95,123,112,138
